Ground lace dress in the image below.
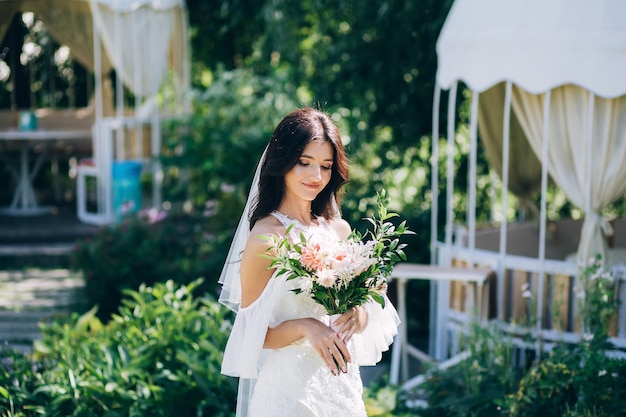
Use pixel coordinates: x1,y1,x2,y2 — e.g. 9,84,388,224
221,212,400,417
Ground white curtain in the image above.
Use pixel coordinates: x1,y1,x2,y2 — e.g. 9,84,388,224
511,84,626,263
168,5,191,112
91,2,175,98
20,0,108,73
478,83,544,217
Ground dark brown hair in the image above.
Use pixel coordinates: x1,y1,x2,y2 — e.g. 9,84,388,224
249,108,349,229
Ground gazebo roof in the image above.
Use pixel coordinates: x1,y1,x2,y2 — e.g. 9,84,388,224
436,0,626,98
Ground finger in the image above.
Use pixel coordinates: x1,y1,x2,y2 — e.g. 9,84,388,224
328,344,347,373
339,316,357,336
333,309,357,327
328,333,350,371
334,313,357,332
336,341,351,365
322,347,339,375
342,326,356,344
343,318,359,343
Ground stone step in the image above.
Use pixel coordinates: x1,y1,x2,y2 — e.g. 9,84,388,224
0,242,75,257
0,268,85,352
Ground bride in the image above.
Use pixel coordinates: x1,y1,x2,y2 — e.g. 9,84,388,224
219,107,400,417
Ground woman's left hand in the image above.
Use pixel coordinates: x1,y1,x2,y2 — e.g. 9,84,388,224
333,305,368,344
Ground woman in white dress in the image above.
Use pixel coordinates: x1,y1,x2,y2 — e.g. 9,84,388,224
219,108,400,417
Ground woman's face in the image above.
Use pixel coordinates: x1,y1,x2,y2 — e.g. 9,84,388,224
283,141,334,203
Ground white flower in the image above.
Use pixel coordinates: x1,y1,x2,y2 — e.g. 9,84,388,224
598,370,607,377
600,271,614,283
522,289,532,299
316,269,337,288
573,284,585,300
521,282,530,292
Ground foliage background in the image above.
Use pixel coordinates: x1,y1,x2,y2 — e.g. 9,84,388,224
162,0,460,347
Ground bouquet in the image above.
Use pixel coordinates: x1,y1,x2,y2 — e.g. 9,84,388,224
262,190,413,315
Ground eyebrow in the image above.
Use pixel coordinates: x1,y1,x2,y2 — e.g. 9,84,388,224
301,154,334,162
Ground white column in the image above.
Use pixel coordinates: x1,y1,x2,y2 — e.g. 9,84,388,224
498,81,512,321
468,90,479,253
536,90,552,342
430,84,441,356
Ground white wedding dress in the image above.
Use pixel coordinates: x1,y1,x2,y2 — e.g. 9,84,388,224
221,212,400,417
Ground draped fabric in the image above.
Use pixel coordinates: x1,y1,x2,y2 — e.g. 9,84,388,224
19,0,109,73
169,5,190,105
91,3,174,98
437,0,626,265
511,85,626,262
0,0,189,102
477,83,544,217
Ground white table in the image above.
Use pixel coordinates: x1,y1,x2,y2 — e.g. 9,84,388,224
389,263,494,389
0,129,91,216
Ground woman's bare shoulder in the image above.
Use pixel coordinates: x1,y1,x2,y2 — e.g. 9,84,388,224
245,214,286,252
240,215,286,307
251,215,285,239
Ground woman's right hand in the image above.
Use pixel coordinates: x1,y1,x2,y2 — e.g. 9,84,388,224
300,318,351,376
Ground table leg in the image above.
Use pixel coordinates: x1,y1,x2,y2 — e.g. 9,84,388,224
1,142,49,216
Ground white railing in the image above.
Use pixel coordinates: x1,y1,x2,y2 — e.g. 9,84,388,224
435,242,626,355
389,241,626,388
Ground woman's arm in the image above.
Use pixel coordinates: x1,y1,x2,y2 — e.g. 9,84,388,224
265,317,351,375
239,215,353,375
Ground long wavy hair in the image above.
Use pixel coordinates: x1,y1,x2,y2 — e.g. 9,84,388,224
249,108,349,229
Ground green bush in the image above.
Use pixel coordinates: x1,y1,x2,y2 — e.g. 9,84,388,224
0,346,51,416
71,212,216,321
8,279,237,417
416,322,520,417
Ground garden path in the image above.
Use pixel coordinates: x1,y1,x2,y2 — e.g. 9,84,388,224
0,268,86,353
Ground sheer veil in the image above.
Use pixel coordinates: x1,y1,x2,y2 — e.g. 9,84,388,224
218,147,268,417
218,146,268,312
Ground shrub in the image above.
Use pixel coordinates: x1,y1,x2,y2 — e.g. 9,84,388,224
30,279,237,417
512,256,626,417
0,345,51,416
417,322,519,417
407,254,626,417
71,211,216,321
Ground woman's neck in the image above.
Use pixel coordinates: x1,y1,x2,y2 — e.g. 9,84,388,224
276,202,314,226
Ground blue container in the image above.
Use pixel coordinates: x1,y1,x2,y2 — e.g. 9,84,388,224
18,111,38,130
112,161,142,220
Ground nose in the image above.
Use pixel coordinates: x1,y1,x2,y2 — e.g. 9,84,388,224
310,164,322,181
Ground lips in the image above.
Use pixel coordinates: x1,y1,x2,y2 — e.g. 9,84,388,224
303,182,321,190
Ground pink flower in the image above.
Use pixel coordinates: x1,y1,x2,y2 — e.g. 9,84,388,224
301,242,323,271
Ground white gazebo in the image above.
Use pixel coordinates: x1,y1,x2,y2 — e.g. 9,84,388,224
428,0,626,360
0,0,191,224
390,0,626,387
